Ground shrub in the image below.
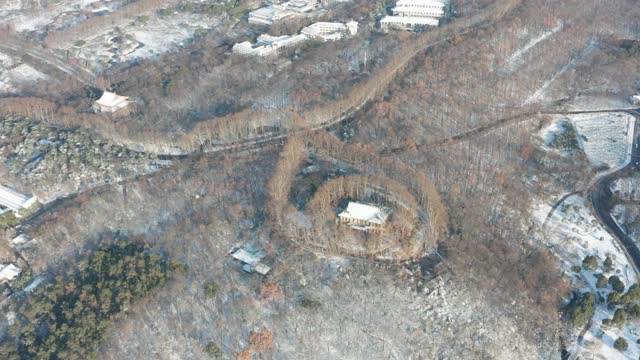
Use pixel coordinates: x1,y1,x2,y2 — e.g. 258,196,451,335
604,256,613,271
595,274,608,288
610,308,627,328
204,342,223,358
614,337,629,352
626,303,640,318
582,255,598,271
608,292,622,305
571,265,581,273
204,281,219,298
0,212,18,229
568,292,596,327
259,281,284,303
609,275,625,293
623,284,640,303
300,297,322,309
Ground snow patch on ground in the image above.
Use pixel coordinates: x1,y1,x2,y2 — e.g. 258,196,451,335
0,0,107,33
536,117,581,157
540,119,563,149
500,22,562,76
570,112,635,170
65,12,220,72
0,52,49,95
524,40,597,105
540,194,640,360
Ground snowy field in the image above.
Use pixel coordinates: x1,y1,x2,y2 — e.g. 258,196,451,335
0,52,49,95
570,112,635,170
0,0,125,34
0,0,224,72
538,194,640,360
68,11,220,72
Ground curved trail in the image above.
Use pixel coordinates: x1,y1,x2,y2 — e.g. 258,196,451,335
380,107,640,156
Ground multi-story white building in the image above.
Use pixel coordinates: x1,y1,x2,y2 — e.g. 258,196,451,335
232,34,309,57
301,21,358,41
381,0,448,31
248,0,320,26
392,5,444,18
395,0,447,9
0,185,37,218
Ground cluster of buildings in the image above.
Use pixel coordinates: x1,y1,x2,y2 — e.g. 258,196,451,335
232,20,357,57
338,201,391,233
381,0,449,31
94,90,130,113
0,185,37,218
249,0,349,26
249,0,317,26
301,21,358,41
229,246,271,275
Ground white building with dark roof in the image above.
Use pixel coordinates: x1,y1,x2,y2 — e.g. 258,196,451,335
301,21,358,41
95,91,130,113
381,0,448,31
338,202,391,231
0,185,37,217
233,33,309,57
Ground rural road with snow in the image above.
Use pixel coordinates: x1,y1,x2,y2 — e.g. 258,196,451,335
589,110,640,278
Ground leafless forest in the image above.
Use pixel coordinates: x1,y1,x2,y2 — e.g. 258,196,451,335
1,0,640,358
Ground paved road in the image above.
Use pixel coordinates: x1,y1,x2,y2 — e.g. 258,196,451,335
589,110,640,277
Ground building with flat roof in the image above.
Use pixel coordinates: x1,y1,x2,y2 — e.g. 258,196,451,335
395,0,448,8
0,264,21,284
249,5,295,26
392,5,444,18
230,247,271,275
381,15,440,30
233,33,308,57
9,234,29,248
301,21,358,41
338,202,391,232
0,185,37,217
248,0,319,26
381,0,448,31
95,91,130,113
